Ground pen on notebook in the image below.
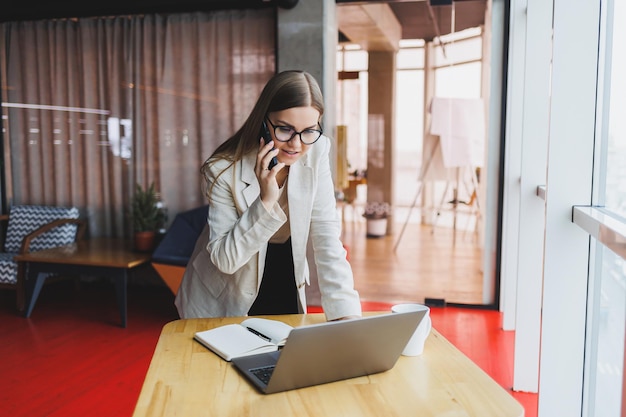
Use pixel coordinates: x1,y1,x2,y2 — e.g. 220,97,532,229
246,327,271,342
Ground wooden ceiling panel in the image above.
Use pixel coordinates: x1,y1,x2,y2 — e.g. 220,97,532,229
337,3,402,51
338,0,487,45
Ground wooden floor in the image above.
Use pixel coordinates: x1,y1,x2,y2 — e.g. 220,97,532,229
0,221,538,417
341,218,485,306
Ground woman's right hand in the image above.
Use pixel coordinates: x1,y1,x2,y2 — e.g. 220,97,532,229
255,139,284,210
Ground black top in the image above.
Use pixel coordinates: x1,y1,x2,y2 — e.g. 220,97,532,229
248,237,299,315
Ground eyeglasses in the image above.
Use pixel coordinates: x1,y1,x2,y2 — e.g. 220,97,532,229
266,118,323,145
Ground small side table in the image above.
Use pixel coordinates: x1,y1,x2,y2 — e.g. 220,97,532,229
15,237,152,327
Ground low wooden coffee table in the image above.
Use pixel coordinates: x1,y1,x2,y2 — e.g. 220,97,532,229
15,237,152,327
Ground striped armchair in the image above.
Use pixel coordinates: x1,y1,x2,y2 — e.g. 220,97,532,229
0,205,86,311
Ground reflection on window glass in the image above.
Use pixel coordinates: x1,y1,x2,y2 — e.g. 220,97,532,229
605,0,626,217
591,2,626,415
592,247,625,417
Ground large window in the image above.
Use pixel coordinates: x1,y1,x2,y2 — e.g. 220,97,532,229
336,28,484,215
583,1,626,415
604,0,626,219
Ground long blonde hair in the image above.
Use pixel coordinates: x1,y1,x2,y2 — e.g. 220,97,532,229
201,70,325,198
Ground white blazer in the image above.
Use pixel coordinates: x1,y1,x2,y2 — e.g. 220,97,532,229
175,136,362,321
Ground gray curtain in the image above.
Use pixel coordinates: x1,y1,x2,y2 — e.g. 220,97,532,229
0,10,275,237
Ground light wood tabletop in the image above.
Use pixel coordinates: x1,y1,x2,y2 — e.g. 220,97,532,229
14,237,151,268
133,313,524,417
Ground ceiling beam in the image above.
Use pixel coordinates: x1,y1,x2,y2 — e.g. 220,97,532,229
337,3,402,51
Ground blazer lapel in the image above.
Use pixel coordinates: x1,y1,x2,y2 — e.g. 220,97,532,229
241,152,260,209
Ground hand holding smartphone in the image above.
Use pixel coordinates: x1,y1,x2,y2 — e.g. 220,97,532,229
261,121,278,170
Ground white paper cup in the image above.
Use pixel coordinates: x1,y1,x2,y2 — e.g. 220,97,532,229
392,303,432,356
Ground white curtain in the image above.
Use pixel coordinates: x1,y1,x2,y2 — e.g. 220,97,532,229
0,10,275,237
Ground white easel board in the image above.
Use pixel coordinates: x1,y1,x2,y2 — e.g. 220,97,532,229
429,97,485,169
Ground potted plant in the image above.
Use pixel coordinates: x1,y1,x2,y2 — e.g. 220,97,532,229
131,182,166,252
363,202,391,238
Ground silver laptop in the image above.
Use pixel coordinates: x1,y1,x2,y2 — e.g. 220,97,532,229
231,310,426,394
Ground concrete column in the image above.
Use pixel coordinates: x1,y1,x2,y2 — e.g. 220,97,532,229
367,51,396,234
277,0,337,140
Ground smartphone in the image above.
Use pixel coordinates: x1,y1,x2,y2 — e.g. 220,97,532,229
261,120,278,170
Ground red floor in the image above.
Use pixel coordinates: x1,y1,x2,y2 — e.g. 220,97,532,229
427,305,537,417
0,282,536,416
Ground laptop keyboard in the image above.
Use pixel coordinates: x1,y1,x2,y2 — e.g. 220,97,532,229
250,365,275,385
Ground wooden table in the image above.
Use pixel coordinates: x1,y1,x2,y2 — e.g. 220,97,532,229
133,314,525,417
16,237,151,327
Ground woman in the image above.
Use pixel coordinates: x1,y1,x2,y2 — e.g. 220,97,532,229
175,70,362,321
